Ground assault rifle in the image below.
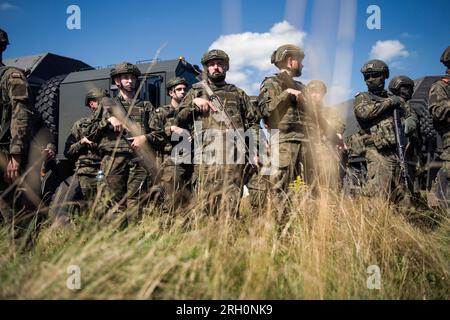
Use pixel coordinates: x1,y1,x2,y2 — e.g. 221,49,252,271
103,97,156,175
197,80,258,169
393,108,414,194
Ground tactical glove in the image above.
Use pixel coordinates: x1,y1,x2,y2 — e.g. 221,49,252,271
404,116,416,135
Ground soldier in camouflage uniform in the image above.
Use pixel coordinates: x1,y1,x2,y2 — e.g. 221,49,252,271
0,29,33,223
428,46,450,207
152,77,193,211
176,49,260,216
258,44,335,220
354,60,417,203
306,80,345,190
388,76,422,188
90,62,165,222
64,88,107,199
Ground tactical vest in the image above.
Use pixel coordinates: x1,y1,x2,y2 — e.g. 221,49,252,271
99,97,152,153
357,91,399,150
262,73,315,141
191,82,246,131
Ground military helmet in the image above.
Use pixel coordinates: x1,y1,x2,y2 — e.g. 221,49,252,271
361,59,390,78
0,28,9,46
271,44,305,66
388,76,414,93
307,80,327,94
110,62,141,79
440,46,450,65
201,49,230,70
166,77,188,94
85,88,108,106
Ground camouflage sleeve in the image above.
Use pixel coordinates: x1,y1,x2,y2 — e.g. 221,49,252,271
258,78,291,116
353,92,394,122
175,89,196,129
146,106,167,147
239,89,260,133
64,120,85,160
7,72,32,155
87,103,109,143
428,81,450,122
404,102,418,125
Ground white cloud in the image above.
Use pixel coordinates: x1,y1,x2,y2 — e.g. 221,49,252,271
209,21,306,95
0,2,18,10
369,40,409,63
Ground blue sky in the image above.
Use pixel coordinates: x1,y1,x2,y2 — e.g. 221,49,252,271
1,0,449,103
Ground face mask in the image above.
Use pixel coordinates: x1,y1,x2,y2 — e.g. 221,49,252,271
364,74,385,92
398,86,413,101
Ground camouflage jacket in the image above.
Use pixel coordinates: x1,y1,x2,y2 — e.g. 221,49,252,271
150,103,179,157
0,65,32,155
64,115,101,173
428,75,450,151
176,81,260,156
354,90,417,151
258,71,331,143
90,95,165,154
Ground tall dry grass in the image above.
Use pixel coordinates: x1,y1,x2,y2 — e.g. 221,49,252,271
0,183,448,300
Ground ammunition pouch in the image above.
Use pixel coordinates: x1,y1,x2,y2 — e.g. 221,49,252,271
370,118,396,150
347,132,367,157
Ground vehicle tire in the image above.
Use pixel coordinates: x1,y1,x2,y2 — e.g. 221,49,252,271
34,74,67,142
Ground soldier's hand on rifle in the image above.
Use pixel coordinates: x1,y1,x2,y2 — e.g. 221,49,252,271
387,96,404,108
128,135,147,150
5,154,20,183
404,116,416,135
108,116,123,132
193,98,217,113
171,126,192,142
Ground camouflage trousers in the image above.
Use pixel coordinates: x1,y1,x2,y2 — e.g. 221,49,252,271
430,149,450,210
363,147,410,204
158,155,193,212
268,141,304,221
76,165,99,199
99,153,149,222
193,163,244,216
246,170,270,210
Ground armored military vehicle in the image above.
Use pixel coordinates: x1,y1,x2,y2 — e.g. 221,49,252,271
4,53,201,204
338,76,443,196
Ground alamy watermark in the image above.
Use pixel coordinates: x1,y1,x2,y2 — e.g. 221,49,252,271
366,265,381,290
366,5,381,30
66,265,81,290
66,5,81,30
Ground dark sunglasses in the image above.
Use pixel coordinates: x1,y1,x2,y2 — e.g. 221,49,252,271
364,72,382,80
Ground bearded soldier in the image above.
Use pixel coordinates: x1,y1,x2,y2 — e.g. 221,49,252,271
0,29,32,222
258,44,335,220
176,49,260,216
90,62,164,222
354,60,417,203
428,46,450,206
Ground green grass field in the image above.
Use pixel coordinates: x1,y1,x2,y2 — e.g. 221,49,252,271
0,187,449,300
